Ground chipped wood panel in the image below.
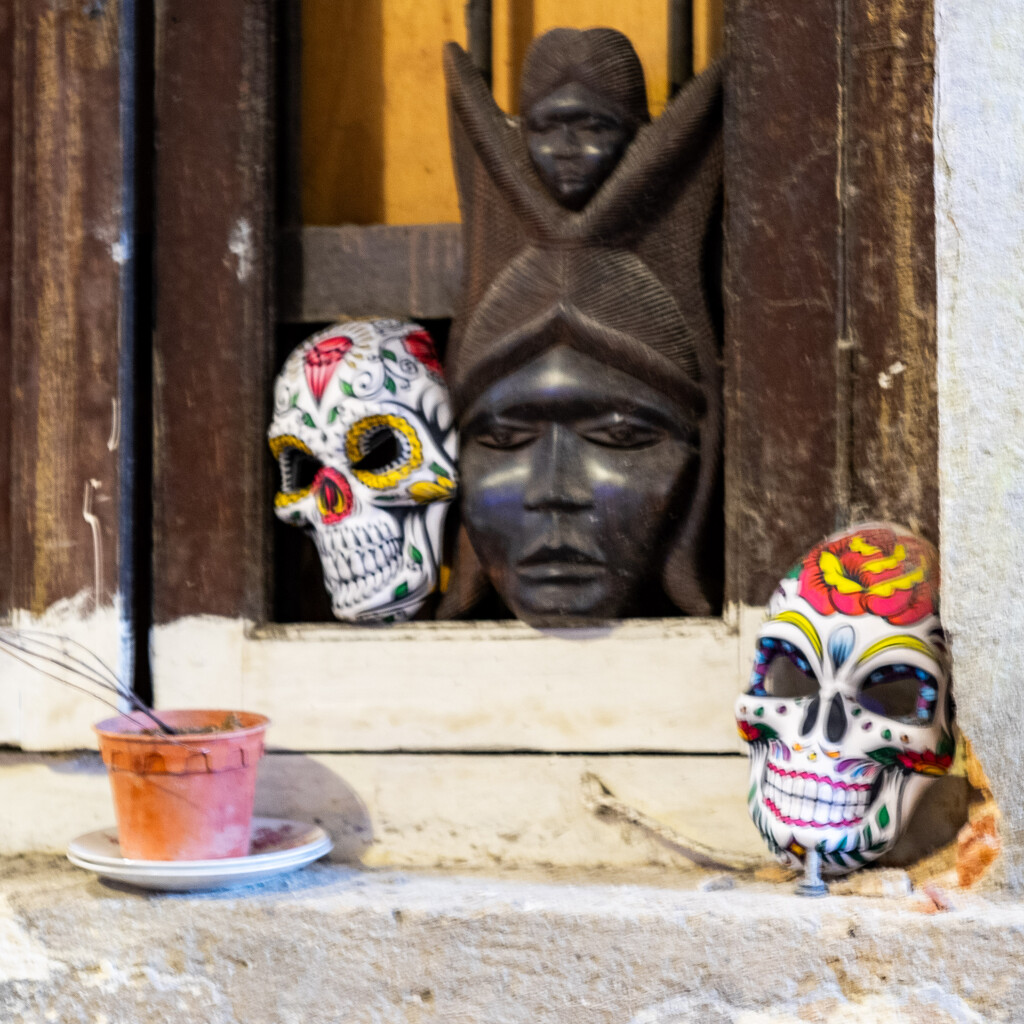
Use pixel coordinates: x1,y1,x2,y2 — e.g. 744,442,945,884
0,1,13,617
723,0,843,607
151,0,274,623
10,0,123,615
847,0,938,542
278,224,462,322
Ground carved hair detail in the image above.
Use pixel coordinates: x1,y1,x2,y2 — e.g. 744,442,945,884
520,28,650,134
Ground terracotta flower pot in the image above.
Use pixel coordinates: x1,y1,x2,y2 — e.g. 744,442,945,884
94,710,270,861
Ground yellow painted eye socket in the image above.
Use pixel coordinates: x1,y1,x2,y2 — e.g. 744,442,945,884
345,414,423,489
270,434,321,507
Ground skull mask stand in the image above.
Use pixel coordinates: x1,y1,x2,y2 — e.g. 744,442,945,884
736,523,953,884
795,848,828,897
268,320,458,623
440,29,725,623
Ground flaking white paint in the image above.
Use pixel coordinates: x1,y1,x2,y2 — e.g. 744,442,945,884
227,217,254,282
878,360,907,390
0,592,122,750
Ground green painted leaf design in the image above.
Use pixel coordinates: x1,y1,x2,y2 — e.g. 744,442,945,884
327,406,339,424
836,834,848,851
877,805,890,829
747,783,757,804
381,348,397,361
863,825,873,847
393,581,409,599
289,392,298,407
881,728,892,741
849,850,867,864
341,380,355,397
784,561,803,579
384,376,397,394
430,461,451,480
409,545,423,565
867,746,901,767
301,412,315,428
937,730,955,759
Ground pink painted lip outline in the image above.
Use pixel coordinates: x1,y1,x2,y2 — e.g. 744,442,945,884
764,796,863,829
766,761,872,792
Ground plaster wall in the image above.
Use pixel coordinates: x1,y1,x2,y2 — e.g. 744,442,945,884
935,1,1024,887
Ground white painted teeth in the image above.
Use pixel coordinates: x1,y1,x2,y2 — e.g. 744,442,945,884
319,536,405,609
761,760,872,826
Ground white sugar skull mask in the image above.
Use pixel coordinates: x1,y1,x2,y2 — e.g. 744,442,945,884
735,523,952,875
268,320,457,622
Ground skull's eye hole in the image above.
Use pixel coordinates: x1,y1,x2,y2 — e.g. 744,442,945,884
748,638,819,698
345,414,423,490
858,664,937,723
279,446,323,493
352,427,401,472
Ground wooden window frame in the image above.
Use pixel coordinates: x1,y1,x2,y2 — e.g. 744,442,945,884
0,0,936,760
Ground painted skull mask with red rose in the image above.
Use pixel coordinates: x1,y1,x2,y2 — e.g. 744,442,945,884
735,523,952,874
268,320,457,622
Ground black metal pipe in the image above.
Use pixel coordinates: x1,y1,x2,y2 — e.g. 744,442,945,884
465,0,493,90
669,0,694,96
117,0,154,704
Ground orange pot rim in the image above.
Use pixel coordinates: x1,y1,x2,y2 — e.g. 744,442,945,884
94,709,270,744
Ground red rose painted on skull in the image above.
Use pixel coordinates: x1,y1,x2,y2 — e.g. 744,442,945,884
896,748,953,776
797,527,937,625
304,335,353,404
402,330,443,378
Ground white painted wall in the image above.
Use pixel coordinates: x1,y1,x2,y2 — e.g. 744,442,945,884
935,1,1024,887
0,593,123,749
152,614,756,753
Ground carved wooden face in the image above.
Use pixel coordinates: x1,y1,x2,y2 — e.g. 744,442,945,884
524,82,635,210
459,345,700,624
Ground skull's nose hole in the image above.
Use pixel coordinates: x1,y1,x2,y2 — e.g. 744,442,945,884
352,427,401,472
313,467,354,524
799,696,820,737
825,693,847,743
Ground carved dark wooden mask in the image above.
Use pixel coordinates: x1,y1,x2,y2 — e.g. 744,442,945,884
441,29,724,623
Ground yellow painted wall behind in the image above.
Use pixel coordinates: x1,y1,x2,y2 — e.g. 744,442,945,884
303,0,722,226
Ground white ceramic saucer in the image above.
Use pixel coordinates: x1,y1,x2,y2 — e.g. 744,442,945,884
67,817,333,891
